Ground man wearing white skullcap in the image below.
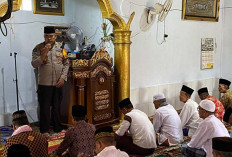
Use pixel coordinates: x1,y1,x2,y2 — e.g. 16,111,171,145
182,100,229,157
153,93,183,146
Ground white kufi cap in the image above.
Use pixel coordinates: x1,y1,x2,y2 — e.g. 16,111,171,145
153,93,166,101
199,99,215,112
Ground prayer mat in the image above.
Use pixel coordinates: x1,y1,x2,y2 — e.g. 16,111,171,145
0,126,14,145
47,130,66,154
153,136,191,157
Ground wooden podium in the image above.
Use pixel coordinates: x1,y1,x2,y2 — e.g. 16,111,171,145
68,49,119,128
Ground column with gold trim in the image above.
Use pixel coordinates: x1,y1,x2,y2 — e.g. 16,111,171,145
96,0,134,105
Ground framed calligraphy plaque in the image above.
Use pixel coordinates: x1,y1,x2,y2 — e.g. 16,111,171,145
182,0,220,22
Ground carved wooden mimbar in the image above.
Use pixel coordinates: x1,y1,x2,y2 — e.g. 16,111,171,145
71,49,119,127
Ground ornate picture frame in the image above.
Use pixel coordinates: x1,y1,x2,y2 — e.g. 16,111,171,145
33,0,64,16
182,0,220,22
0,0,22,17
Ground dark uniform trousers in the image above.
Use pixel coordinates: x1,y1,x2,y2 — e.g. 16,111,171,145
38,85,63,133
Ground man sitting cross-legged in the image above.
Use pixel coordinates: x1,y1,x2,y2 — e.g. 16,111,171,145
218,78,232,110
179,85,201,137
78,126,129,157
153,93,183,146
54,105,96,157
181,100,230,157
114,98,157,156
2,110,48,157
198,87,225,121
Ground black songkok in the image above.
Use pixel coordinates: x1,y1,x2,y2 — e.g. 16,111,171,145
223,108,232,123
95,126,114,140
44,26,55,34
181,85,194,96
198,87,208,95
72,105,86,118
219,78,231,87
12,110,28,123
212,137,232,152
118,98,132,109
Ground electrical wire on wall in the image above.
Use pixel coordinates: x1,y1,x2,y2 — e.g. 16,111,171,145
120,0,180,42
3,19,107,47
156,19,166,45
2,17,108,122
120,0,232,45
0,22,7,36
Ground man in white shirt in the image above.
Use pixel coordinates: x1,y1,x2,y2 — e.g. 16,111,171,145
115,98,157,156
78,126,129,157
179,85,201,137
181,100,230,157
153,93,183,146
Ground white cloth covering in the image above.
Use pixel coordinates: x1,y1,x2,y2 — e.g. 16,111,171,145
12,125,32,136
95,146,129,157
153,104,183,146
179,99,202,136
188,115,230,157
115,109,157,149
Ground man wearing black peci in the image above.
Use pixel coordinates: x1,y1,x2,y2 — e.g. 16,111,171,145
31,26,69,134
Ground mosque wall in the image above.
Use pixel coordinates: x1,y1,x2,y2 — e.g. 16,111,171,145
222,0,232,79
0,0,104,125
130,78,232,116
0,0,232,125
116,0,232,114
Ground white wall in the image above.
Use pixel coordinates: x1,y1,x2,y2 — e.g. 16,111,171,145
222,1,232,78
113,0,232,114
0,0,105,125
115,0,224,89
0,0,232,125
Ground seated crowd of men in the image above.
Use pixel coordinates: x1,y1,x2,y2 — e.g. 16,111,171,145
2,78,232,157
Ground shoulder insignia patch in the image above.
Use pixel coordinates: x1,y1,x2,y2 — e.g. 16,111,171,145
28,135,34,141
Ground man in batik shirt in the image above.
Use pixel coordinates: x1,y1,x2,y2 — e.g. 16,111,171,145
2,110,48,157
54,105,95,157
218,78,232,110
198,87,225,121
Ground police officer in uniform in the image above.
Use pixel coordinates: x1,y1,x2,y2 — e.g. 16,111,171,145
31,26,69,134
